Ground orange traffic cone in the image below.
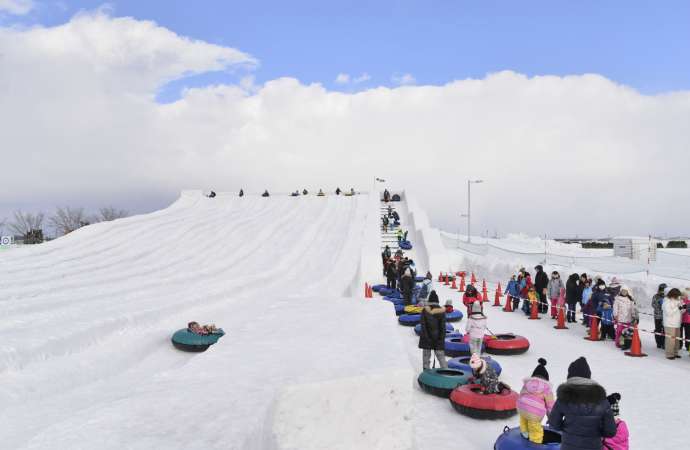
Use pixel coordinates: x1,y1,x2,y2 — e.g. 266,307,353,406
503,294,513,312
471,272,477,285
482,287,489,302
459,276,466,292
444,274,449,286
528,300,540,320
497,282,502,296
624,324,648,357
482,279,487,291
493,288,501,307
451,278,457,289
368,285,373,298
585,316,600,341
438,272,443,282
364,283,370,298
554,305,568,329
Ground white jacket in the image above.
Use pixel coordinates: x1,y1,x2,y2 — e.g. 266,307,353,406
663,297,683,328
612,295,637,324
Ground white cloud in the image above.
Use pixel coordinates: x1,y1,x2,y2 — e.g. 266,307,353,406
1,14,690,237
335,73,350,84
392,73,416,86
353,72,371,83
0,0,33,15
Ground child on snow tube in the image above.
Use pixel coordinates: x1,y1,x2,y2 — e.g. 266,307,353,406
469,353,500,394
603,393,629,450
517,358,555,444
188,321,221,335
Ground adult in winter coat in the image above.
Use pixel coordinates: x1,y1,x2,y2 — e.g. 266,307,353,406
385,261,398,290
534,265,549,313
517,358,555,444
418,291,447,369
612,286,638,348
505,275,521,311
565,274,581,323
662,288,685,359
400,268,415,306
547,271,565,319
547,357,617,450
651,283,667,349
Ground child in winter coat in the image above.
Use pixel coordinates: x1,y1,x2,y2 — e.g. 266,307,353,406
602,393,629,450
546,272,564,319
444,299,454,314
613,286,638,348
663,288,685,359
597,296,615,341
187,322,219,335
581,280,593,326
505,275,521,311
469,353,501,394
523,286,538,316
463,285,481,316
517,358,555,444
466,302,487,355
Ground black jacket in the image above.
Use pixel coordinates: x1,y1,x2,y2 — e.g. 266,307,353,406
418,305,447,350
386,264,397,281
548,379,617,450
400,275,414,294
535,270,549,292
566,275,581,305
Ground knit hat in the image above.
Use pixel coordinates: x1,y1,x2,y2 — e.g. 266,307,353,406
428,291,439,304
620,285,631,296
531,358,549,381
607,393,621,417
445,299,453,307
567,356,591,379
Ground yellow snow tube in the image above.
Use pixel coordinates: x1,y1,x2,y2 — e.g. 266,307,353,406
404,305,424,314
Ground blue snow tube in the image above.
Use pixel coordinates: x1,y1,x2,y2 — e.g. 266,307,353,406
378,287,394,297
394,304,406,315
449,355,502,376
382,296,405,305
494,426,562,449
414,323,454,336
415,276,426,283
371,284,388,293
444,335,480,357
446,310,463,322
399,240,413,250
398,313,421,326
171,329,225,352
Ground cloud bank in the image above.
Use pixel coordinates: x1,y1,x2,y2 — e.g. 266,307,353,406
2,12,690,237
0,0,33,15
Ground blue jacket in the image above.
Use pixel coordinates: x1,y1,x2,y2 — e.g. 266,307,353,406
505,280,520,297
589,290,609,313
548,379,617,450
597,301,614,326
581,287,592,305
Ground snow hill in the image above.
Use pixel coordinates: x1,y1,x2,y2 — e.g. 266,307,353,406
1,189,687,449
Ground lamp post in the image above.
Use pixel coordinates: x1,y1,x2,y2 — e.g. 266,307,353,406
467,179,483,243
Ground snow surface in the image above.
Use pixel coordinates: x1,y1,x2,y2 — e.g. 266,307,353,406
2,190,688,449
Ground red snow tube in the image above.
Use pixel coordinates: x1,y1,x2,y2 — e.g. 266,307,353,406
485,334,530,356
449,383,518,419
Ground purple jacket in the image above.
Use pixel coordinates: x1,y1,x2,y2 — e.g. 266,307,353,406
517,377,555,422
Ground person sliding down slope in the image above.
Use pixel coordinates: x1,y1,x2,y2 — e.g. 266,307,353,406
335,187,341,195
418,291,447,370
261,190,270,197
517,359,555,444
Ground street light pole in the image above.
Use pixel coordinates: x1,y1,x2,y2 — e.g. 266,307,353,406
467,179,483,244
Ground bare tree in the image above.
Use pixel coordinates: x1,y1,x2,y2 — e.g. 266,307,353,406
0,217,5,236
50,207,89,236
9,210,45,236
98,206,129,222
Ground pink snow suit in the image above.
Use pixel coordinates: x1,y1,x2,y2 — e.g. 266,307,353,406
602,418,629,450
516,377,555,422
465,314,487,340
682,298,690,325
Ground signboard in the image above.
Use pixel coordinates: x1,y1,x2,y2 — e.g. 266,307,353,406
1,236,14,246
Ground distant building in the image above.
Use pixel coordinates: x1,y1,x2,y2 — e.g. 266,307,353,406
612,236,658,262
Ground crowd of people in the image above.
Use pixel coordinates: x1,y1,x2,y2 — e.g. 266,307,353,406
503,265,690,360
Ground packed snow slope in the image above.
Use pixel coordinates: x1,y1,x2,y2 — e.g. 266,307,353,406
0,191,413,450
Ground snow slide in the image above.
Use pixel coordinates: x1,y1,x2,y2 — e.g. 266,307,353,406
0,191,413,450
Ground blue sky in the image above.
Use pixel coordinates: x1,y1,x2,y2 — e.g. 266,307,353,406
6,0,690,102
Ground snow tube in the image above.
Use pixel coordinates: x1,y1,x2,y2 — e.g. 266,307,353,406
485,334,530,356
417,368,472,397
446,310,463,322
382,295,405,305
398,313,421,326
449,383,518,420
414,323,454,336
394,304,405,315
392,194,401,201
371,284,388,293
415,276,426,283
399,240,413,250
171,329,225,352
448,356,502,376
494,426,562,449
404,305,424,314
444,335,483,357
